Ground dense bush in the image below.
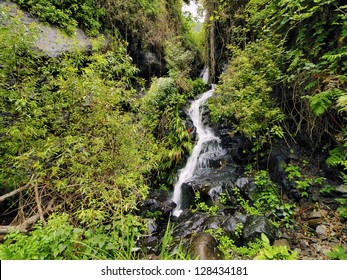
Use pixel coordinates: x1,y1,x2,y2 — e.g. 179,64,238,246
209,39,285,147
15,0,105,35
0,8,159,238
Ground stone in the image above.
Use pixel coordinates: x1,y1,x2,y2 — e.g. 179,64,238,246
273,239,291,250
335,185,347,194
138,235,159,254
309,210,328,219
235,177,258,202
242,215,276,243
0,1,95,57
316,225,328,239
140,190,176,218
190,233,224,260
300,239,309,247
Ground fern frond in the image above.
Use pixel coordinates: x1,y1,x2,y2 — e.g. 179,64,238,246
309,90,332,116
327,147,347,168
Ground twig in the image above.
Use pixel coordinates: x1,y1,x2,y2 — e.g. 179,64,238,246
34,185,45,225
0,198,58,234
0,175,34,203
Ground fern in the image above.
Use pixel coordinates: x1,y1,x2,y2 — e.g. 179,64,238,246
326,147,347,168
309,90,332,116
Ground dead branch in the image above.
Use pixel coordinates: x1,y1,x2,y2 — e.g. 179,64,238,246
0,183,32,203
34,185,45,225
0,198,59,235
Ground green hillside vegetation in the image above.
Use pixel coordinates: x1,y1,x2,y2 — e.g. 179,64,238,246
0,0,346,260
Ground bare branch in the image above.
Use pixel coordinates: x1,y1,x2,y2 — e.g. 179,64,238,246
34,185,45,225
0,175,34,203
0,198,58,235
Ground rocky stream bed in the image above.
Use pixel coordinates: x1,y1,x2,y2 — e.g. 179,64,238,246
138,96,347,260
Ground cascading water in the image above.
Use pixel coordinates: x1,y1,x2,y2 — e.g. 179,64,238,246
172,85,226,216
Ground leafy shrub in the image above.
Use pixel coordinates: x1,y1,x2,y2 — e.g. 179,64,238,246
326,245,347,260
140,77,195,183
0,213,146,260
0,10,160,230
15,0,105,35
209,39,285,146
253,234,298,260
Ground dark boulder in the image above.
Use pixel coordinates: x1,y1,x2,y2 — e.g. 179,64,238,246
139,190,176,220
189,233,224,260
242,215,276,243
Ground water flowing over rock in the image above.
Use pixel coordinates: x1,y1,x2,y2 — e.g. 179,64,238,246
172,87,229,216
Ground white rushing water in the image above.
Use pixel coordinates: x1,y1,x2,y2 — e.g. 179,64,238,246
172,86,223,216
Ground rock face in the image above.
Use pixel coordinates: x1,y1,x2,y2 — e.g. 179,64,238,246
1,1,94,57
242,215,277,243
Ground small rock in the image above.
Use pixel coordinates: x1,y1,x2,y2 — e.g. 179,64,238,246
273,239,291,250
315,244,331,255
147,254,160,260
307,218,322,229
316,225,328,239
301,249,311,256
335,185,347,194
309,210,328,219
190,233,224,260
242,215,276,243
300,239,310,247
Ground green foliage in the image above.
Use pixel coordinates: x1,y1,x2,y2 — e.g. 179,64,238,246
326,245,347,260
0,213,146,260
206,228,297,260
140,77,197,183
192,192,219,215
164,36,194,88
336,197,347,218
209,39,285,145
159,221,192,260
232,187,261,215
0,10,160,232
233,170,295,228
253,234,298,260
285,163,325,198
308,90,333,116
15,0,105,35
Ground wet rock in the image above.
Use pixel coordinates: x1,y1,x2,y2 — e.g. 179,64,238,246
172,210,225,240
235,177,258,201
190,233,224,260
139,190,176,219
242,215,276,243
181,167,239,208
146,219,158,235
173,210,209,240
221,213,246,234
137,235,159,255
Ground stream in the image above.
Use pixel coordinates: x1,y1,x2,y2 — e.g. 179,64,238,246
172,85,227,216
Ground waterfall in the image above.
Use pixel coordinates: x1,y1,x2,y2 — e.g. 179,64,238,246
201,67,209,84
172,85,224,216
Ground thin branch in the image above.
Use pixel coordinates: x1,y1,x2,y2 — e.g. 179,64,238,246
0,198,58,234
0,177,33,203
34,185,45,225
